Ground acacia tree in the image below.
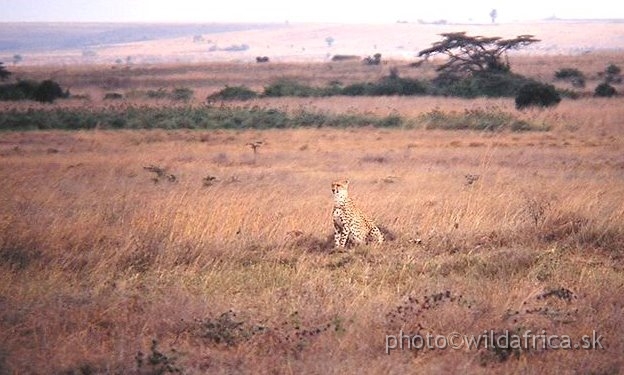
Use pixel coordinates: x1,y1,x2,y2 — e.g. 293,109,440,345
489,9,498,23
418,32,539,77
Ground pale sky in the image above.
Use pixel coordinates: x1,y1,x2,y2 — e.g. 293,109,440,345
0,0,622,23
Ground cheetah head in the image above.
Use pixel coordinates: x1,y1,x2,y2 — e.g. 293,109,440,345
331,179,350,203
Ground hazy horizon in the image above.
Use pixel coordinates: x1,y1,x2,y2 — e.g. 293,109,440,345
1,0,623,24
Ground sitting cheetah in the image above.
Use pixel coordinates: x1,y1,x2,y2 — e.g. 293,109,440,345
331,179,384,248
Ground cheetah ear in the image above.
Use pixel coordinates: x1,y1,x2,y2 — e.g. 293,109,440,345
344,179,350,187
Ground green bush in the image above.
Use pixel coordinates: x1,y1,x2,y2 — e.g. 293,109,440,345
603,64,622,84
0,82,28,101
435,72,536,98
33,80,68,103
368,76,428,96
208,85,258,101
146,88,169,99
0,79,68,102
554,68,585,88
554,68,585,80
342,76,427,96
606,64,621,76
263,79,319,97
104,92,124,100
515,82,561,109
594,83,617,97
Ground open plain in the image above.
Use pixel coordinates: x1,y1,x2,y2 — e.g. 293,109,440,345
1,21,623,374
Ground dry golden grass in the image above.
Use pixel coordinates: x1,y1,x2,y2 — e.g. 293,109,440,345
1,54,624,373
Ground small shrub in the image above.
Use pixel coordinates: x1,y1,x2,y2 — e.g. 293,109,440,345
554,67,584,80
606,64,621,76
136,340,182,374
605,64,622,83
34,80,68,103
171,87,194,102
554,68,586,88
263,79,318,97
222,44,249,52
515,82,561,109
190,311,265,347
331,55,359,62
146,88,169,99
594,83,617,97
363,53,382,65
208,85,258,101
104,92,123,100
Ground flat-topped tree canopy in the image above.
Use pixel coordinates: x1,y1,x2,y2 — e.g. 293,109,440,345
418,32,540,76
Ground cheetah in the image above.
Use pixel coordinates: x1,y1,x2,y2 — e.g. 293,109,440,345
331,179,384,248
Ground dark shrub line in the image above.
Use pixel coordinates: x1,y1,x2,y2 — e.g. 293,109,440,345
208,72,561,103
0,105,548,132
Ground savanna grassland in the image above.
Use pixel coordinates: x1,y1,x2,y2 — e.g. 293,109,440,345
1,51,624,374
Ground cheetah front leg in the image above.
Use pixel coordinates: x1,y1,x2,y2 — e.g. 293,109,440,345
334,225,343,248
338,225,351,248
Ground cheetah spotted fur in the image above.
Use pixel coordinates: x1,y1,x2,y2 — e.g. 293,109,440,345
331,179,384,248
